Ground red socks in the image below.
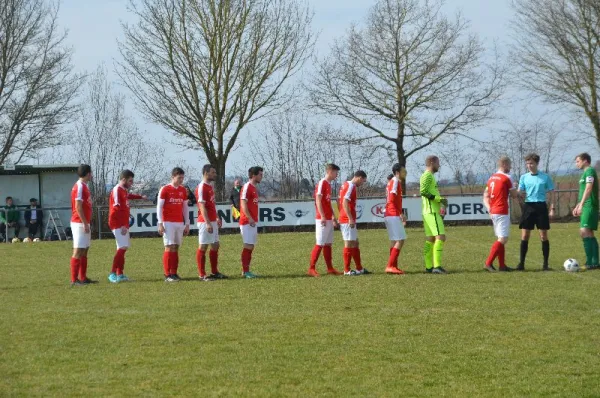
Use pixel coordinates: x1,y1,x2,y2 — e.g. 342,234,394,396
343,248,352,273
209,250,219,274
497,243,506,268
323,245,333,270
79,256,88,281
241,248,253,273
197,249,206,277
112,249,126,275
162,251,170,276
486,241,502,267
171,252,179,275
352,248,363,271
310,245,323,270
70,257,80,283
387,247,401,268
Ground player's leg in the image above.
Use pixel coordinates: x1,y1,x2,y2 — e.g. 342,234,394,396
517,204,535,270
162,222,180,282
432,214,447,274
385,216,405,274
69,222,84,285
309,220,325,276
197,222,210,279
340,224,355,275
322,221,341,275
240,225,258,278
537,204,551,270
352,236,369,274
209,222,226,279
110,229,130,283
581,206,599,269
423,215,435,273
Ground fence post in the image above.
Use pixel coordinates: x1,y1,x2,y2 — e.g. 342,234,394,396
3,208,6,243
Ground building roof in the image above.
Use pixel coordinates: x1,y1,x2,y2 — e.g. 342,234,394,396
0,164,79,175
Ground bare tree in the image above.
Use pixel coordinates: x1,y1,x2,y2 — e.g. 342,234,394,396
73,65,165,205
0,0,82,165
248,112,390,199
309,0,504,191
439,141,489,194
116,0,315,200
512,0,600,146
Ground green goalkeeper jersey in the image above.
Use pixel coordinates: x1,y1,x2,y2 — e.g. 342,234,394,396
420,170,441,214
579,167,599,209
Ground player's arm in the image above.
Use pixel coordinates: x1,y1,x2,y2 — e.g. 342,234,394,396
183,199,190,235
75,200,88,226
316,194,327,226
128,193,147,200
546,176,556,217
156,189,165,235
574,176,594,216
198,201,212,233
343,197,354,227
240,198,255,226
420,174,444,203
483,187,491,212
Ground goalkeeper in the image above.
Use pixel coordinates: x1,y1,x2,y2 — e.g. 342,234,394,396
420,155,448,274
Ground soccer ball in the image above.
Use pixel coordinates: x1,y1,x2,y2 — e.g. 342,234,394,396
11,237,20,243
563,258,580,272
33,238,41,243
22,237,32,243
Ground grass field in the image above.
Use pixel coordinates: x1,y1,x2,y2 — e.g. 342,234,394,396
1,223,600,397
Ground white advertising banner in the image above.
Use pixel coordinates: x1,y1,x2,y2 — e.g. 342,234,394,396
128,196,489,233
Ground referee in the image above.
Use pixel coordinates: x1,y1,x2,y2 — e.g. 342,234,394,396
517,153,555,271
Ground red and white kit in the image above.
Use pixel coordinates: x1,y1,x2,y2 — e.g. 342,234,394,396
70,180,93,249
315,178,334,245
239,182,259,245
338,181,358,241
384,177,407,241
486,172,514,238
157,184,189,246
109,185,143,249
196,182,219,245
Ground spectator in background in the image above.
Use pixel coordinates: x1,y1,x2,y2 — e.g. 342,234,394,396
185,185,197,207
25,198,43,240
230,179,242,211
0,196,20,240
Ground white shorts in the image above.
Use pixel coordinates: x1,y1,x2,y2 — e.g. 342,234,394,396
71,222,91,249
240,224,258,245
491,214,510,238
315,220,334,245
112,228,131,249
163,222,185,246
198,221,219,245
385,216,407,241
340,223,358,241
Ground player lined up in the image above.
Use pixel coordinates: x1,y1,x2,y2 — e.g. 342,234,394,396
67,151,598,285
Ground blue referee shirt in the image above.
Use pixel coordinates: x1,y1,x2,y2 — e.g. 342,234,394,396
519,172,554,203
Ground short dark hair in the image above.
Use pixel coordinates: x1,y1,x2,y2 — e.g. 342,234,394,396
577,152,592,164
248,166,263,178
6,196,12,202
525,153,540,164
387,174,393,181
326,163,340,171
77,164,92,178
354,170,367,178
171,167,185,177
203,164,216,175
120,169,135,180
392,163,405,174
425,156,439,166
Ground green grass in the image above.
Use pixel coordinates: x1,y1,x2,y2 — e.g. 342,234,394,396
1,223,600,397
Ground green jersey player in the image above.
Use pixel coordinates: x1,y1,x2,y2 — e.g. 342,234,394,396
420,155,448,274
573,153,599,269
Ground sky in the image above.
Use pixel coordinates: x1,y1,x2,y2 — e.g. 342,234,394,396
54,0,598,180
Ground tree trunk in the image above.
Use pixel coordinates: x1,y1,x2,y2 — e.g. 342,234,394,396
214,159,227,203
396,125,407,193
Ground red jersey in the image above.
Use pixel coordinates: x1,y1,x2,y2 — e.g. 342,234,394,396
71,180,93,223
196,182,218,223
315,178,334,220
158,184,187,223
487,172,514,215
338,181,357,223
108,185,143,230
239,182,259,225
385,177,403,217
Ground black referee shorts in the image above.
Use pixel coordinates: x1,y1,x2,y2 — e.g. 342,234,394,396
519,202,550,230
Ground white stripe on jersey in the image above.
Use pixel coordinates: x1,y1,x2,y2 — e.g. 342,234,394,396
241,182,251,201
317,179,326,196
391,177,399,194
344,182,355,200
112,185,120,206
156,186,166,223
197,182,206,203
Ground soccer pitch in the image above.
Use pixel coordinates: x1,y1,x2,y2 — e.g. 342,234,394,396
1,223,599,396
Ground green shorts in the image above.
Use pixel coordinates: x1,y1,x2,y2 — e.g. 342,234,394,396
423,213,445,237
581,206,599,230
